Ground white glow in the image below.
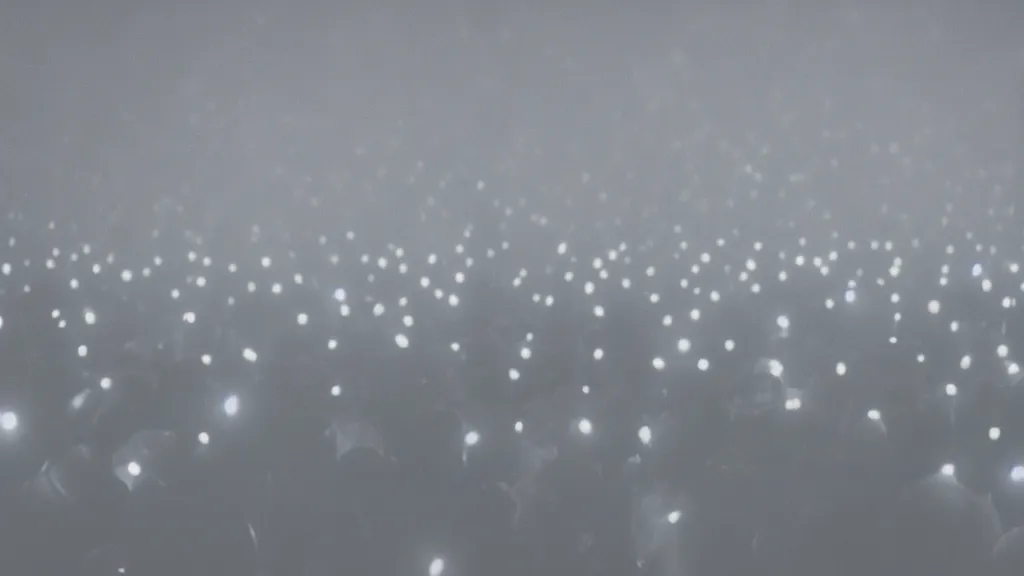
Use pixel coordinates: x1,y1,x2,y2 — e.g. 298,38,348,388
464,430,480,447
940,463,956,477
198,432,210,445
677,339,691,354
638,425,652,445
784,398,802,411
697,358,710,371
768,359,784,378
577,418,593,435
330,385,342,397
652,357,665,371
428,557,445,576
960,355,972,370
100,377,112,390
1012,466,1024,483
509,368,520,381
998,344,1009,359
836,362,847,376
667,510,682,524
514,421,524,433
395,333,409,348
928,300,941,315
223,394,240,417
243,348,258,362
867,409,881,421
0,411,18,432
989,427,1001,441
593,348,604,360
944,383,958,397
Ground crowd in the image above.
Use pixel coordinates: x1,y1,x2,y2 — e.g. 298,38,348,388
1,2,1023,575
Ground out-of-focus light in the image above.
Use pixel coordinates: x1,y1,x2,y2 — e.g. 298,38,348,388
223,394,240,417
428,557,445,576
514,421,524,433
464,430,480,447
1011,466,1024,483
784,398,801,411
638,426,652,445
330,385,342,397
100,377,112,390
127,461,141,477
667,510,682,524
940,463,956,477
198,432,210,445
989,427,1002,441
944,383,958,397
0,411,18,432
867,409,881,421
577,418,593,435
836,362,847,376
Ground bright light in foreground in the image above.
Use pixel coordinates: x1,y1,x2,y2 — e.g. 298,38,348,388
464,430,480,447
578,418,593,435
1012,466,1024,482
0,411,17,432
127,461,142,477
428,557,445,576
940,463,955,477
198,432,210,445
989,427,1002,441
944,383,958,397
223,395,239,416
638,425,652,445
667,510,682,524
867,409,881,421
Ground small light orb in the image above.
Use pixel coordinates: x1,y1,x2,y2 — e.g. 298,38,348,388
297,313,308,326
638,425,652,445
989,427,1001,441
223,394,240,416
84,309,97,325
1011,466,1024,483
464,430,480,447
667,510,682,524
428,557,445,576
593,348,604,360
928,300,941,314
1010,362,1021,376
127,461,141,477
940,463,956,477
960,355,972,370
652,357,666,371
197,432,210,445
867,409,881,421
997,344,1009,358
330,385,342,397
243,348,258,362
395,333,410,348
944,383,958,397
520,347,532,360
577,418,593,435
509,368,520,381
677,339,691,354
100,377,112,390
201,354,212,366
697,358,710,371
78,345,88,357
514,421,524,433
0,411,18,432
768,359,784,378
785,398,802,411
724,339,735,351
836,362,847,376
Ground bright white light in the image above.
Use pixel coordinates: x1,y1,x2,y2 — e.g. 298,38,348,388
223,394,240,417
78,345,88,357
508,368,520,381
514,421,524,433
652,357,665,371
998,344,1009,358
428,557,445,576
867,409,881,421
84,309,96,324
784,398,802,411
724,339,735,351
677,339,691,354
577,418,593,435
768,359,784,378
667,510,682,524
844,290,856,303
297,313,308,326
593,348,604,360
243,348,258,362
100,377,112,390
928,300,941,314
198,432,210,445
944,383,958,397
127,461,141,477
697,358,710,371
0,411,18,432
638,425,652,445
777,315,790,330
836,362,847,376
464,430,480,447
989,427,1002,441
330,385,342,397
1012,466,1024,482
940,463,955,477
960,355,972,370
